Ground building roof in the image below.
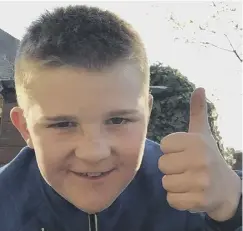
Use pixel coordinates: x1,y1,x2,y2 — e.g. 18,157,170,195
0,28,19,102
0,28,19,64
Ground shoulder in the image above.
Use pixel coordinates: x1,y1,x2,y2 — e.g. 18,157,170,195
134,139,165,203
0,147,35,186
140,138,164,177
0,147,42,230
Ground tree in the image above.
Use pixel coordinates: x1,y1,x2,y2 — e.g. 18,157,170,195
0,54,15,103
232,150,242,171
147,62,228,162
169,1,242,63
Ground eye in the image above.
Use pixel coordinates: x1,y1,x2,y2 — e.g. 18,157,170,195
105,117,130,125
47,122,77,129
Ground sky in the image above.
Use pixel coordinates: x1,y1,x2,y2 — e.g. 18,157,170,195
0,1,242,150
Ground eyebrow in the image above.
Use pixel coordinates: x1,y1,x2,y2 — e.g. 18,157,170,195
41,115,78,122
107,109,140,117
41,109,140,122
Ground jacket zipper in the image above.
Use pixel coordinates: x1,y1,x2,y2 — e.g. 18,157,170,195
88,214,98,231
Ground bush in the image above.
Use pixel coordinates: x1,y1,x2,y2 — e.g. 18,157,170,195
147,62,225,157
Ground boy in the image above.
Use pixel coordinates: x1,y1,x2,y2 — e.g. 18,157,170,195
0,5,242,231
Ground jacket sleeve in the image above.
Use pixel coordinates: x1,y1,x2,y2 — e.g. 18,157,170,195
187,170,242,231
204,170,242,231
204,194,242,231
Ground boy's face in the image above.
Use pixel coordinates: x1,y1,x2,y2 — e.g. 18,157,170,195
11,62,153,213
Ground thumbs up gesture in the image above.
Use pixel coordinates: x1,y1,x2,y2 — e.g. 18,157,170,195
158,88,241,221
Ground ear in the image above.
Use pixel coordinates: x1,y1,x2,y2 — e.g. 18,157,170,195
148,93,153,116
10,107,34,149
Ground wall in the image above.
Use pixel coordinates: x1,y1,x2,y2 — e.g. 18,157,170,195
0,101,25,165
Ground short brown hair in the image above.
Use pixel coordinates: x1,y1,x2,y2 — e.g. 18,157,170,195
14,5,149,108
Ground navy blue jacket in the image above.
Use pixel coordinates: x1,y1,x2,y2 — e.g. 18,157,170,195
0,139,241,231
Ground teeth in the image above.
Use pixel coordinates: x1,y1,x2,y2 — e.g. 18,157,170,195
85,172,103,177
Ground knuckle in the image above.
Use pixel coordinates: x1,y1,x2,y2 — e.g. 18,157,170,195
198,194,207,208
192,150,209,170
167,193,177,207
158,156,165,170
162,175,167,187
192,134,207,152
167,193,186,210
199,174,211,189
162,175,171,190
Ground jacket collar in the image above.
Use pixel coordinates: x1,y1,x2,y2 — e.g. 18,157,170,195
26,147,130,229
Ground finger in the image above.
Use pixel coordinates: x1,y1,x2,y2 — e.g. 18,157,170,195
158,152,189,174
167,192,205,211
160,132,196,154
162,172,209,193
162,174,190,193
188,88,211,134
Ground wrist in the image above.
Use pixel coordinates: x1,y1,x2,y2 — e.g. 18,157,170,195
205,194,242,231
208,173,242,221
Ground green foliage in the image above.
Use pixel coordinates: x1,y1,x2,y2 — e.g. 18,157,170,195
147,62,225,156
224,147,236,167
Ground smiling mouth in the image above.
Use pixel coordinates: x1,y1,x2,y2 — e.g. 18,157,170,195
71,169,115,180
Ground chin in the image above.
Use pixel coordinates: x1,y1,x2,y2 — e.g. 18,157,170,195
77,199,115,214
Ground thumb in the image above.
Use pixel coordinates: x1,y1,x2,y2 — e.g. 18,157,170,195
188,88,211,134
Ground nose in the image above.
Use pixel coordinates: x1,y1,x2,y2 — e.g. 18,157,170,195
75,130,111,164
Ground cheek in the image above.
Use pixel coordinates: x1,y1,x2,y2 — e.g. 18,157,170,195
114,122,147,167
29,130,71,178
33,140,70,188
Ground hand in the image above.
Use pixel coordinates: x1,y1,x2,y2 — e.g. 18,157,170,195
158,88,241,221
